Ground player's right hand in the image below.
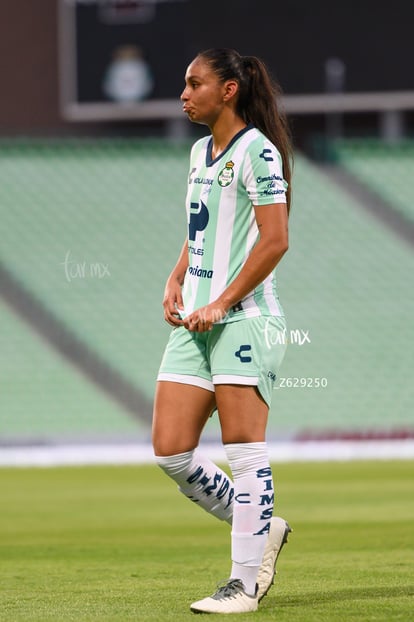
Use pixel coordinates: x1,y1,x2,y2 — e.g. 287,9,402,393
162,277,185,326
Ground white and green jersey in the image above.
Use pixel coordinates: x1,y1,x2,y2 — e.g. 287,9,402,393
182,124,287,323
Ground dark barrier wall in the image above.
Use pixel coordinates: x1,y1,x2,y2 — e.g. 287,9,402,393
0,0,413,133
0,0,60,133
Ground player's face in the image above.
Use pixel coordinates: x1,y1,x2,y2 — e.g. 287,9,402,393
181,58,227,126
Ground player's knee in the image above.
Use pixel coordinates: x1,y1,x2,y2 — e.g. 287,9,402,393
152,428,173,457
153,438,182,458
152,430,198,458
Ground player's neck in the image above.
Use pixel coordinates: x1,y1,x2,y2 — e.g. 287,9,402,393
210,112,246,160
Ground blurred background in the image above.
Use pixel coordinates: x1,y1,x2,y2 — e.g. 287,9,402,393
0,0,413,462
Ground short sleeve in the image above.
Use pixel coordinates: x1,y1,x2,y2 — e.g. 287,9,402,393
243,138,288,205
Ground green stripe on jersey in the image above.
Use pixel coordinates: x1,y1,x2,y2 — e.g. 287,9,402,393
182,125,287,323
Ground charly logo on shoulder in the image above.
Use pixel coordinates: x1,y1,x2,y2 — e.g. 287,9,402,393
218,160,235,187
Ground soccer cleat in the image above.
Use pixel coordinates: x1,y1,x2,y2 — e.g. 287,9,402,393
190,579,258,614
257,516,292,601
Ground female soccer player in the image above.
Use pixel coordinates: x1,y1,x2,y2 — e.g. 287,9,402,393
152,48,293,614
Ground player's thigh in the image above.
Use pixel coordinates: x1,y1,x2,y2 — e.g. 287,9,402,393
209,316,287,444
152,381,215,456
154,326,215,455
214,384,269,444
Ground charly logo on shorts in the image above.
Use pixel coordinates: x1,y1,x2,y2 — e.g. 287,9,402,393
218,160,235,187
235,344,252,363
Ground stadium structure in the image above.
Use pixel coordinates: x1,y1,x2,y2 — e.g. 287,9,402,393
1,0,413,465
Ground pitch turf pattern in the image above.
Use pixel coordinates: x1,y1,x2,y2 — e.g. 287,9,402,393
0,461,413,621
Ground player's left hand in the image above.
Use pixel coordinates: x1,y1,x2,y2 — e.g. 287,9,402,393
183,301,228,332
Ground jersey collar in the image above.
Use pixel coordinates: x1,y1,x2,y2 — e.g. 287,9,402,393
206,123,254,167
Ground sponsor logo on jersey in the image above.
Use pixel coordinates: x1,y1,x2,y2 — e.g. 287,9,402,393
257,173,285,198
188,168,214,186
235,344,252,363
195,177,213,185
189,200,209,241
218,160,235,187
259,187,285,197
188,245,204,256
188,266,214,278
256,174,283,184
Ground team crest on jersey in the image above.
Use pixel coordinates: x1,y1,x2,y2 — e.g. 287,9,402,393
218,161,235,187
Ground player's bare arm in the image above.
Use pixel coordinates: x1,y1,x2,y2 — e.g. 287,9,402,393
163,237,188,326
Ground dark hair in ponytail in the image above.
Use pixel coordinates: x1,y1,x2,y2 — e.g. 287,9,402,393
196,48,293,213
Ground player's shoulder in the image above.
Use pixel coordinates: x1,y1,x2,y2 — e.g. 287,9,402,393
242,128,282,170
245,127,278,153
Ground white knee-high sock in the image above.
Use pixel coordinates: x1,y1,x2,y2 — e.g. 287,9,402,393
225,442,274,596
155,450,234,523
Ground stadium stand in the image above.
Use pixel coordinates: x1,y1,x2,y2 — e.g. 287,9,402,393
0,140,413,444
0,299,144,442
332,139,414,224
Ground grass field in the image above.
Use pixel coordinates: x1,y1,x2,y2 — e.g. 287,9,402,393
0,461,413,621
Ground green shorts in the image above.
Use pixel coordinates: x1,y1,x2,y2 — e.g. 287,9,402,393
157,316,287,408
